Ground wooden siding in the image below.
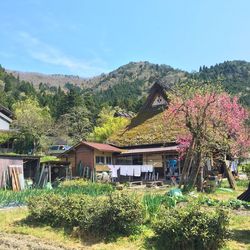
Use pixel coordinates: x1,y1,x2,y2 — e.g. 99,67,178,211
76,145,94,171
143,153,163,168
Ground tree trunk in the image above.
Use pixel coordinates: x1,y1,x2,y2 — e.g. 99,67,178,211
179,138,195,188
187,150,203,190
223,158,236,190
197,161,204,192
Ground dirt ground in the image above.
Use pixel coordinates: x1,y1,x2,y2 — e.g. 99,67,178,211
0,233,76,250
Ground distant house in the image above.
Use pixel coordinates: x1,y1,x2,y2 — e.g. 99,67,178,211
0,104,13,131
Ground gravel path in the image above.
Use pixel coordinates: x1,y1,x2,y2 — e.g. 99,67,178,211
0,233,76,250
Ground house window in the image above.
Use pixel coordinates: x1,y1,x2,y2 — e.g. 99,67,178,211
152,95,167,107
106,156,112,164
96,156,105,164
132,154,143,165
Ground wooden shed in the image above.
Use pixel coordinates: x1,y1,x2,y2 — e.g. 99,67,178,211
59,141,122,177
0,154,40,190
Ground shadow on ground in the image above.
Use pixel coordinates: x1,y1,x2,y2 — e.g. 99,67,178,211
14,216,124,247
230,229,250,245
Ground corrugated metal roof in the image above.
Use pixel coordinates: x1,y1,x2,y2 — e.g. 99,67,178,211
83,142,122,152
59,141,122,156
0,154,41,159
121,145,179,154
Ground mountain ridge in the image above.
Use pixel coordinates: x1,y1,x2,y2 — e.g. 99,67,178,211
3,60,250,110
6,61,187,90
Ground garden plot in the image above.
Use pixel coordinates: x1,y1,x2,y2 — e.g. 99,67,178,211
0,179,249,249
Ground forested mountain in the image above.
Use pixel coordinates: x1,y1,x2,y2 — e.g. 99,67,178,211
1,60,250,153
8,61,187,91
2,60,250,115
197,60,250,107
7,70,89,88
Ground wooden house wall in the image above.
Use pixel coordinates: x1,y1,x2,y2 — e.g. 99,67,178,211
60,153,76,175
143,153,163,168
75,145,94,171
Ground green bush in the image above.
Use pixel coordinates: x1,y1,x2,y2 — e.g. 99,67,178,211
152,205,229,250
27,191,144,238
28,193,65,226
104,192,144,235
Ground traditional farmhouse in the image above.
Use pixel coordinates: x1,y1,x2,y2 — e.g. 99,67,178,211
60,82,183,182
107,81,183,181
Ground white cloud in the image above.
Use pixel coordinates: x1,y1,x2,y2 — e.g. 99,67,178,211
18,31,108,76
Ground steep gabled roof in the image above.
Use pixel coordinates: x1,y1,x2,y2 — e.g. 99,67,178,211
139,81,169,112
108,81,184,146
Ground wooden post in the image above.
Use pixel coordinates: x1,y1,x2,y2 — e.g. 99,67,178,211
49,165,52,183
223,155,236,190
178,157,181,176
163,155,166,181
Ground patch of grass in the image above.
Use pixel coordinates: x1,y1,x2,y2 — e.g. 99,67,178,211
0,208,82,249
236,180,249,188
40,155,59,163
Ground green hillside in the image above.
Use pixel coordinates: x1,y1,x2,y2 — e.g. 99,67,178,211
1,60,250,151
197,60,250,107
2,60,250,115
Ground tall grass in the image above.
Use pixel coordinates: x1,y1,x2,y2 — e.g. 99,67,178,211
143,193,187,220
0,180,114,208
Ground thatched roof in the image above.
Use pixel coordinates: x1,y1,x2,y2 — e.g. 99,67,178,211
108,82,182,146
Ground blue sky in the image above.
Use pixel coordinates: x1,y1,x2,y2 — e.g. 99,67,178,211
1,0,250,77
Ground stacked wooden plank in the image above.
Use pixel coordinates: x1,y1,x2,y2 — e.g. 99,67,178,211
0,158,23,189
37,165,49,188
8,165,25,191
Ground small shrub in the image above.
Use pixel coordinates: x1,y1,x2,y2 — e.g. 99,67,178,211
27,193,64,226
104,192,144,236
152,205,229,250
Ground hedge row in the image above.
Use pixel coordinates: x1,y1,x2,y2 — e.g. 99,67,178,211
27,192,143,238
28,192,230,248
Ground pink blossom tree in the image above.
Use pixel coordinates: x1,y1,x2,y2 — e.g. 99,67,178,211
165,82,250,191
